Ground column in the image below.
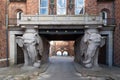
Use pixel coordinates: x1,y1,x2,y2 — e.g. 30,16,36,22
9,33,16,65
107,31,113,67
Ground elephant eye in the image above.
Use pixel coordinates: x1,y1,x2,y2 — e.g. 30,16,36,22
89,38,92,41
32,41,37,44
33,41,36,43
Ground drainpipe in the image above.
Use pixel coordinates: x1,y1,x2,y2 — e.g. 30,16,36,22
112,1,115,24
5,0,9,67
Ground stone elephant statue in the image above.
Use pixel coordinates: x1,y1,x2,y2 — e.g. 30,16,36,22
16,28,44,67
74,29,105,68
81,29,105,68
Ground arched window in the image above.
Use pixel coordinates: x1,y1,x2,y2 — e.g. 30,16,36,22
75,0,84,15
17,11,22,20
101,11,107,25
63,51,68,56
56,51,62,56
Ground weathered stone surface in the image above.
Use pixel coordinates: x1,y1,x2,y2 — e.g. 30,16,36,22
74,28,105,68
16,28,41,67
33,62,41,68
0,0,118,68
33,72,39,76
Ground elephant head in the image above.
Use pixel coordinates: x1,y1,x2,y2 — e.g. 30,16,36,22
16,29,41,67
81,29,105,68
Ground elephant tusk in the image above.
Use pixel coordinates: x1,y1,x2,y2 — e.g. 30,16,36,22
83,58,91,64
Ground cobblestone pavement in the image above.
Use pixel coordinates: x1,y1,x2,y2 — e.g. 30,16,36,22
37,56,116,80
0,56,120,80
38,56,81,80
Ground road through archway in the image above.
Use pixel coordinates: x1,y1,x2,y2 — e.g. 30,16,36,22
38,56,81,80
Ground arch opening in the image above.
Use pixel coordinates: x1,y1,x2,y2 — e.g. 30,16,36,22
15,31,107,66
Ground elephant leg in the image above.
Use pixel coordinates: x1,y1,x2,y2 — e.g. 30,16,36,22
27,45,38,65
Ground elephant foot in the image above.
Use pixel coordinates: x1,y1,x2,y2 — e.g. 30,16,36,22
84,63,92,68
94,64,99,68
90,66,102,71
24,63,30,66
21,66,36,71
33,62,41,68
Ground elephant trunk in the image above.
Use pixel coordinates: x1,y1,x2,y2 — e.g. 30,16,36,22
83,44,98,64
27,44,37,63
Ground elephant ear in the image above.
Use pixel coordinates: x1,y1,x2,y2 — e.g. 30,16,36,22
100,37,105,47
83,33,90,43
16,36,24,47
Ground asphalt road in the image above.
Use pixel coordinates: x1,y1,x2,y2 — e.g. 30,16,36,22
38,56,81,80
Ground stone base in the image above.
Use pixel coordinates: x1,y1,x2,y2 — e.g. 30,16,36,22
73,62,115,79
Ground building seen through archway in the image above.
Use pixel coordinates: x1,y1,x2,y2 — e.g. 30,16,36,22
50,41,74,56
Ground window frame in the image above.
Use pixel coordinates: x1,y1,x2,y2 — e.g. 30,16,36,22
75,0,85,15
56,0,67,15
38,0,85,15
101,11,108,25
39,0,49,15
17,11,23,20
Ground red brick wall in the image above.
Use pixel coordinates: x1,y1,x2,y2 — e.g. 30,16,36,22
97,2,114,18
7,0,117,66
0,0,7,67
85,0,98,15
53,41,74,56
26,0,38,15
0,0,6,28
9,2,26,18
114,0,120,66
8,0,108,16
8,0,115,17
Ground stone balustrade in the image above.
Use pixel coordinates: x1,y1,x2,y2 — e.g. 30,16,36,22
17,14,103,26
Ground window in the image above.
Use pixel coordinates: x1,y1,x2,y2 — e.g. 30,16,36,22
102,11,107,25
40,0,48,15
57,0,66,15
75,0,84,15
17,11,22,20
102,11,107,20
39,0,84,15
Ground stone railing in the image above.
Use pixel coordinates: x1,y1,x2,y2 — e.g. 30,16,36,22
17,14,103,26
103,18,116,26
